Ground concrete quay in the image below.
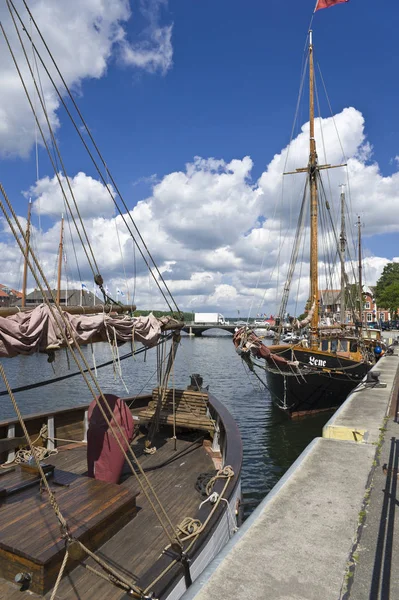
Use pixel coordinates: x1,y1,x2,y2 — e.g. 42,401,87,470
183,351,399,600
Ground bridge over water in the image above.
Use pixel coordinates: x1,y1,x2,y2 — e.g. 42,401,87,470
181,322,269,337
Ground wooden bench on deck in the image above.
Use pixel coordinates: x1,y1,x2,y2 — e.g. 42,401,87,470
137,388,214,432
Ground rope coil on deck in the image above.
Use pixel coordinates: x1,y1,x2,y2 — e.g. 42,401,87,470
175,517,202,537
142,465,236,596
0,424,59,468
204,465,235,496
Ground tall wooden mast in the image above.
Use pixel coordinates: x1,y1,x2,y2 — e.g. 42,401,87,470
309,31,319,348
21,199,32,308
282,31,347,341
56,215,64,305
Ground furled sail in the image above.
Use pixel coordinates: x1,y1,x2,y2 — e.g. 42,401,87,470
290,302,316,330
0,304,181,358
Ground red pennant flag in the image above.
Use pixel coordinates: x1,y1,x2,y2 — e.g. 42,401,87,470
315,0,349,11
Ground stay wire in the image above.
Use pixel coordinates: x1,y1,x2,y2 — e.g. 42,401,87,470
107,163,131,302
277,179,309,323
16,0,180,314
0,334,173,398
273,53,309,312
318,175,358,316
314,70,336,224
316,61,359,263
30,19,59,174
6,3,99,276
293,202,308,318
0,13,97,280
30,18,39,182
63,209,84,289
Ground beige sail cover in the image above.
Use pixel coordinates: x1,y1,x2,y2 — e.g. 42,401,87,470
0,305,173,358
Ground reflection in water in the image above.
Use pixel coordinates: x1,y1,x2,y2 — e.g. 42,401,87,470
0,333,333,519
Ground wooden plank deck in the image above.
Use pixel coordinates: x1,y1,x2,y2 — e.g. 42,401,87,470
0,431,214,599
0,469,137,595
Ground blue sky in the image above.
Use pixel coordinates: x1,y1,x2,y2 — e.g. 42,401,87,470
0,0,398,315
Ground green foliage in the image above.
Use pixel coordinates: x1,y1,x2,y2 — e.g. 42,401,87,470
376,262,399,289
377,283,399,314
375,263,399,314
345,283,362,312
344,283,366,319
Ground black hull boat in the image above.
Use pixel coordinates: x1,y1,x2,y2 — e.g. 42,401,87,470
264,346,370,417
234,327,376,418
233,21,384,414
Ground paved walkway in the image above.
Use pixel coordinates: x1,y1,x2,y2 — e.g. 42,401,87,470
348,400,399,599
183,350,399,600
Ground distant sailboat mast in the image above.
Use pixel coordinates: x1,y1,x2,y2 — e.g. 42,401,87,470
357,215,363,327
339,185,346,323
56,214,64,305
21,199,32,308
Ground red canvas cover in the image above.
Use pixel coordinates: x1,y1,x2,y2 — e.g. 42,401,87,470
87,394,134,484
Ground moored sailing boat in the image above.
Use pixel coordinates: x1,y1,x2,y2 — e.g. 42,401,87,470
0,2,242,598
233,22,382,417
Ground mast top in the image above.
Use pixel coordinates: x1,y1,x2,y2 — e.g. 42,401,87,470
309,30,313,46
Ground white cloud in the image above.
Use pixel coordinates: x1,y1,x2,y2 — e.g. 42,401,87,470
27,172,115,219
2,107,399,315
0,0,172,157
120,24,173,74
119,0,172,74
148,155,262,250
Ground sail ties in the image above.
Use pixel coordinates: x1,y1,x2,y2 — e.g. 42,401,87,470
290,301,316,330
233,327,291,368
0,305,179,358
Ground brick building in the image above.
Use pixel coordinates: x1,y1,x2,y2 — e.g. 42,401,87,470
319,287,393,324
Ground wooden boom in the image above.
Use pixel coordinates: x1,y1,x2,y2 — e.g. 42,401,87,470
0,304,137,317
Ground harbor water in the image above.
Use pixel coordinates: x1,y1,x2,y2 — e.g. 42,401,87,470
0,332,333,518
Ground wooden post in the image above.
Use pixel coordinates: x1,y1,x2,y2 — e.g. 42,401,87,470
47,416,55,451
7,424,15,463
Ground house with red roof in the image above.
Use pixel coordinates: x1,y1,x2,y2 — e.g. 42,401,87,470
0,284,22,307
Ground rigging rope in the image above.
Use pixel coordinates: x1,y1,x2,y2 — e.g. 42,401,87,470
277,179,309,327
0,14,98,280
0,183,179,549
0,335,172,398
11,0,181,315
316,60,359,269
0,364,69,534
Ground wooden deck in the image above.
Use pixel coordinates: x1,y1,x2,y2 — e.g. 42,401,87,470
0,431,214,599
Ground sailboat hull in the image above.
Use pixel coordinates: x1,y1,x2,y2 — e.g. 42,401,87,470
263,346,370,417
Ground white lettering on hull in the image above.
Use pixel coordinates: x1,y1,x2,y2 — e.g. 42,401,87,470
309,356,327,367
